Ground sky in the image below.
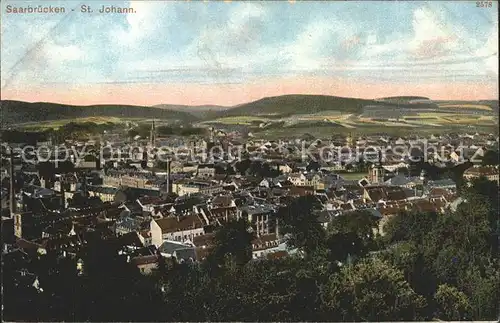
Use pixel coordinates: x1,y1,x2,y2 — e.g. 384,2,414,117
1,0,498,106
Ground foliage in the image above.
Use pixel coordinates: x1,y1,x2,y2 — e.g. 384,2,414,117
381,178,499,320
321,258,427,321
481,149,499,166
277,195,326,255
209,218,254,269
1,100,197,126
4,178,499,321
434,284,473,320
326,210,380,262
383,211,437,244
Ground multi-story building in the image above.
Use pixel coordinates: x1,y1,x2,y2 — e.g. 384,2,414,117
463,166,499,184
150,215,205,246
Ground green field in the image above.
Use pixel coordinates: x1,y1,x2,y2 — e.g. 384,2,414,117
438,103,492,111
253,123,498,140
16,116,185,131
338,172,368,180
202,116,268,125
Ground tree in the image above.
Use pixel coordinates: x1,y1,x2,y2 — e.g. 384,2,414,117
278,195,326,255
379,241,437,302
434,284,472,320
209,219,254,269
396,166,409,176
128,129,139,138
306,160,321,172
383,211,437,245
457,263,499,320
328,210,379,241
321,258,427,321
326,210,380,261
326,231,365,263
355,157,367,172
235,159,251,175
36,161,55,181
481,149,499,166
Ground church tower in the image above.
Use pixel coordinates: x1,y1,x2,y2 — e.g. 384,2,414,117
369,149,385,184
149,119,156,148
346,132,354,147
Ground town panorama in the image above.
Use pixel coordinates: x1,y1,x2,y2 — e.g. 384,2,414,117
1,1,499,322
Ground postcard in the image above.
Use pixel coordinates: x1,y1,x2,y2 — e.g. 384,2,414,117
1,1,499,322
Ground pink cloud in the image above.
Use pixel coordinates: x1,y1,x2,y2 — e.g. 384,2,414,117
413,36,457,59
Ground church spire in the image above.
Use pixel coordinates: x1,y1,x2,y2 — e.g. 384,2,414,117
150,119,156,147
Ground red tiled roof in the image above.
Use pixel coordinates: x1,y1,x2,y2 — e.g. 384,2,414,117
131,255,159,266
154,215,203,233
266,250,288,260
386,190,407,201
429,188,448,197
378,206,400,216
366,187,387,202
138,196,164,205
415,200,438,213
192,233,215,247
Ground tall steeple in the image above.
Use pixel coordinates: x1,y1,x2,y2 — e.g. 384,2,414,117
166,157,172,194
150,119,156,148
369,149,385,184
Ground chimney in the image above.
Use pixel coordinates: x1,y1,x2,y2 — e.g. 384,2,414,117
9,146,16,216
60,176,66,210
275,217,280,239
166,158,172,194
82,174,88,196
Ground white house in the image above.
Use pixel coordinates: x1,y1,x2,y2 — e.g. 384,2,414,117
150,215,205,247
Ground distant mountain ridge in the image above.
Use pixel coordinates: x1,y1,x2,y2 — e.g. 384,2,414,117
2,95,497,127
0,100,198,126
153,103,230,119
214,94,439,118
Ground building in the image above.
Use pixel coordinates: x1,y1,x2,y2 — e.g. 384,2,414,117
131,255,159,275
172,179,223,197
87,186,117,202
196,164,216,178
150,215,205,246
463,166,499,184
238,204,278,237
368,151,385,184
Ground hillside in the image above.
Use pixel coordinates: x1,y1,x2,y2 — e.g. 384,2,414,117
217,95,374,118
376,96,431,103
435,100,499,112
215,94,438,119
0,100,198,126
153,103,230,119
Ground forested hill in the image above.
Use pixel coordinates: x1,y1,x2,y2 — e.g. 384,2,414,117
0,100,198,126
215,94,438,118
217,95,373,117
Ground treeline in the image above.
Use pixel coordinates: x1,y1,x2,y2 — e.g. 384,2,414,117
3,178,498,321
0,100,197,125
48,122,120,142
2,123,119,144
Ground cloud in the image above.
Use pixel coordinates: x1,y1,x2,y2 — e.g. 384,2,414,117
112,1,173,47
475,20,498,75
0,1,497,98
